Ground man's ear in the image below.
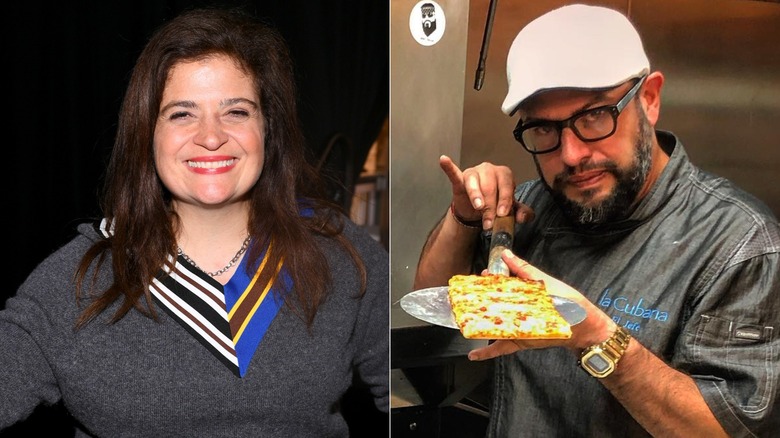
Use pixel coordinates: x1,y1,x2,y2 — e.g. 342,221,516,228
640,71,664,126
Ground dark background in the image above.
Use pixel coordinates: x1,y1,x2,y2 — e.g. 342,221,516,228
4,0,387,436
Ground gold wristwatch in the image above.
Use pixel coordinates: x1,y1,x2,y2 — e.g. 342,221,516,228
579,326,631,378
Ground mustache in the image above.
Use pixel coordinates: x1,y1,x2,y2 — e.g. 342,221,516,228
552,161,620,187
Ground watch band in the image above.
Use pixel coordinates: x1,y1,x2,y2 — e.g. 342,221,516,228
601,325,631,359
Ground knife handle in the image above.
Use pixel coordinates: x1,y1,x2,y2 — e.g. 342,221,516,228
487,214,515,276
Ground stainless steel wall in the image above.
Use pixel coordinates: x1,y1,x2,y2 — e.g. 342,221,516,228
390,0,471,310
391,0,780,304
462,0,780,212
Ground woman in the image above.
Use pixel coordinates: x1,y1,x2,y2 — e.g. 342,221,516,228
0,8,388,436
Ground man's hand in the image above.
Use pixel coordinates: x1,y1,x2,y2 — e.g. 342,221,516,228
467,249,615,361
414,156,534,289
439,155,533,229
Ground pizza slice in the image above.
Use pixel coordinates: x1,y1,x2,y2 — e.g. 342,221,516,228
447,274,572,340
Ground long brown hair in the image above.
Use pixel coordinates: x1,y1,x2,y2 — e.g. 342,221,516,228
75,7,366,328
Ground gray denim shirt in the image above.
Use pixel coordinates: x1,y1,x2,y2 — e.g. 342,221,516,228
475,131,780,437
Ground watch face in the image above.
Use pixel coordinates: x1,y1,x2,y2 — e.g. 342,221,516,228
585,354,611,374
581,349,615,378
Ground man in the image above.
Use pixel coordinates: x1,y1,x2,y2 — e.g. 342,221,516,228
414,4,779,437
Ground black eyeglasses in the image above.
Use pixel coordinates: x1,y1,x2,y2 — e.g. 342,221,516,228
513,75,647,155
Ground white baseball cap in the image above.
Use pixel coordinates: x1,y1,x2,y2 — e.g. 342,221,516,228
501,4,650,116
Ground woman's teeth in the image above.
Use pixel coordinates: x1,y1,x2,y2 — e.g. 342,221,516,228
187,159,235,169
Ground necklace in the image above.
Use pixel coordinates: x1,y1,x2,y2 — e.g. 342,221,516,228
177,234,251,277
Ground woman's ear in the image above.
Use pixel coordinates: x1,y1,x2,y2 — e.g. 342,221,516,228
640,71,664,126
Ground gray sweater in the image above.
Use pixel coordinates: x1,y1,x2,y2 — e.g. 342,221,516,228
0,219,388,437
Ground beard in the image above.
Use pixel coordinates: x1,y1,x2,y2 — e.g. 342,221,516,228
542,106,654,226
423,19,437,36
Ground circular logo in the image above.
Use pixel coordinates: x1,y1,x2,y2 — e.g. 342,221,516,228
409,1,446,46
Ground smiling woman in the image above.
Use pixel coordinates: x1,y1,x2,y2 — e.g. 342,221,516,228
154,55,266,217
0,7,388,437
